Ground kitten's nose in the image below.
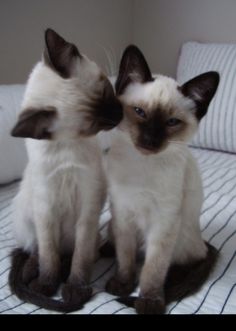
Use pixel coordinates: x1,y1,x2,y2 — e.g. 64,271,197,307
143,134,155,147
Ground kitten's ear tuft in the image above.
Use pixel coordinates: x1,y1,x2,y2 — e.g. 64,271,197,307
43,28,81,78
180,71,220,120
115,45,153,95
11,108,57,140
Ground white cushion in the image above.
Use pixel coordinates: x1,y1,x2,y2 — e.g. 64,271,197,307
0,85,27,184
177,42,236,153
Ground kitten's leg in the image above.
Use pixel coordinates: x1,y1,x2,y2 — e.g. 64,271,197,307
61,194,104,305
29,213,61,296
106,209,137,296
61,218,97,304
136,218,180,314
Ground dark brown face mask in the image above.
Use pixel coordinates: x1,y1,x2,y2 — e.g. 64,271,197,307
44,29,123,135
94,79,123,131
11,29,123,140
115,44,220,153
78,78,123,137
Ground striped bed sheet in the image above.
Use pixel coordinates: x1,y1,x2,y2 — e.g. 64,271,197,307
0,147,235,314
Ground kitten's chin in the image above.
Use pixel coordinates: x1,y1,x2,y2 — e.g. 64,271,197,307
136,145,164,155
135,140,170,155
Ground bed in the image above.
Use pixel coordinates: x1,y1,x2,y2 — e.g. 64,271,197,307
0,147,235,314
0,41,236,314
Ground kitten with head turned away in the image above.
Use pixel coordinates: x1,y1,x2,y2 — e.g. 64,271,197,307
102,45,220,314
8,29,122,313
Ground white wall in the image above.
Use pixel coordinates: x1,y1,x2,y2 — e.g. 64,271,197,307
133,0,236,77
0,0,134,84
2,1,236,83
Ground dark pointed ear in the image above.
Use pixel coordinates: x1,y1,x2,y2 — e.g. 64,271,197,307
115,45,153,95
11,108,57,140
43,28,81,78
180,71,220,120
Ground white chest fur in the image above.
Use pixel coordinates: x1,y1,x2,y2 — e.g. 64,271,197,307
106,131,188,219
105,129,206,263
13,136,106,252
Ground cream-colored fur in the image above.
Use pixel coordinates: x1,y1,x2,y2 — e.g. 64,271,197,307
106,127,207,262
105,75,211,304
12,35,111,293
103,45,219,314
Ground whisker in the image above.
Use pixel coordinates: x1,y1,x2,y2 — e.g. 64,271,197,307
168,140,188,146
98,44,117,76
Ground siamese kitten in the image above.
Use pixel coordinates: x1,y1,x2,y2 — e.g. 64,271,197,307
104,46,219,314
9,29,122,312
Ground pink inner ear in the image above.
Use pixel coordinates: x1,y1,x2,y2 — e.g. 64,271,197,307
115,45,153,95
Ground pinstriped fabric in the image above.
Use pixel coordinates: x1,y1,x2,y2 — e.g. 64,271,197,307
177,42,236,153
0,148,236,314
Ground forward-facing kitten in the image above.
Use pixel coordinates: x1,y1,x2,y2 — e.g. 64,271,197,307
104,46,219,314
9,29,122,312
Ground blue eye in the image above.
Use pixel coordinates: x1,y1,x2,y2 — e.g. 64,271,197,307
134,107,146,118
166,118,181,127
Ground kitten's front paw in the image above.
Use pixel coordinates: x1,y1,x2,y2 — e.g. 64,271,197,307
29,276,60,297
135,297,166,315
106,276,135,296
61,283,92,305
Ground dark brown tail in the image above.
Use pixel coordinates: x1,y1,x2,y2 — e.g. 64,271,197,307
99,241,116,258
8,248,84,313
117,242,219,309
165,242,219,303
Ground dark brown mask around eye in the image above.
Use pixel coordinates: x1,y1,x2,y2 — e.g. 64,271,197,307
130,108,187,154
136,116,168,154
115,46,220,154
95,95,123,131
81,81,123,137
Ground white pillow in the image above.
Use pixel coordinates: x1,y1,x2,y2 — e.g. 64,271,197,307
0,85,28,184
177,42,236,154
